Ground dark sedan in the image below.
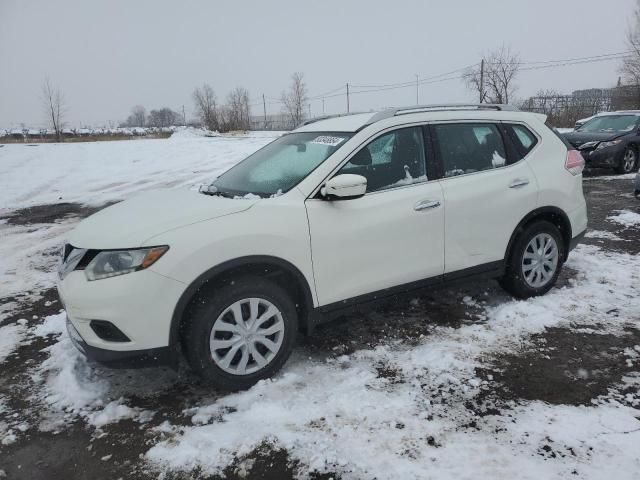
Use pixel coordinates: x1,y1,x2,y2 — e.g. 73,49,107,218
563,113,640,174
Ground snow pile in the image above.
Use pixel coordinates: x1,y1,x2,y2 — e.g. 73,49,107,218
607,210,640,228
585,229,625,241
30,312,177,430
168,127,220,139
146,244,640,479
35,317,110,415
584,173,637,181
87,399,154,428
0,322,28,363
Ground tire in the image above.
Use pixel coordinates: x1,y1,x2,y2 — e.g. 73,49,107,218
615,146,637,174
183,275,298,390
499,220,566,299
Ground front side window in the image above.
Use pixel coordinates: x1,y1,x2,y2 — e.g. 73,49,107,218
211,132,352,197
434,123,507,177
338,127,427,192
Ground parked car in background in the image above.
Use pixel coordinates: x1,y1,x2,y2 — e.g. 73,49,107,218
57,104,587,390
574,115,596,130
634,169,640,198
563,111,640,174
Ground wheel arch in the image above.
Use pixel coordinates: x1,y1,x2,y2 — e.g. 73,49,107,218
169,255,316,356
504,207,573,264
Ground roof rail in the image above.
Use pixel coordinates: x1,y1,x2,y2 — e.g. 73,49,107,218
367,103,519,125
299,112,365,127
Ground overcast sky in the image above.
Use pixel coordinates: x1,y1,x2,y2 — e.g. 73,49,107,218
0,0,635,128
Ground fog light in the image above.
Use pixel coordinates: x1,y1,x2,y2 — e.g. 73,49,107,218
89,320,130,342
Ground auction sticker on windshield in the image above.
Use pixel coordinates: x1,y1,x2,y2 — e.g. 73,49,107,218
310,135,347,147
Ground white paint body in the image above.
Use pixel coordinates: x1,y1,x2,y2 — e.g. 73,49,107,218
57,109,588,353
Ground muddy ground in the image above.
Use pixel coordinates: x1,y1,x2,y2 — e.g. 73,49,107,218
0,172,638,480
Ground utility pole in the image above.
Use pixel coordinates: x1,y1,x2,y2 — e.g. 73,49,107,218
346,83,350,113
262,94,267,129
322,97,325,115
308,103,311,119
415,74,419,105
479,59,485,104
182,105,186,125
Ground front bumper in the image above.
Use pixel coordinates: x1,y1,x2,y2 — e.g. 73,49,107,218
57,266,186,364
577,144,624,168
65,316,173,367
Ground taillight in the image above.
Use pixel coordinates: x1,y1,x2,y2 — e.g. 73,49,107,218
565,150,585,175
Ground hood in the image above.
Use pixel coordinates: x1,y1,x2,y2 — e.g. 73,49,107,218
563,130,627,147
68,188,258,249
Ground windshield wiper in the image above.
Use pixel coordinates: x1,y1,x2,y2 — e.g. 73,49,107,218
198,185,232,198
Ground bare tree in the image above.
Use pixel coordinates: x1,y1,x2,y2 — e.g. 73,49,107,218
42,77,65,141
193,84,219,131
281,72,307,128
220,87,250,131
147,108,181,127
621,0,640,107
463,45,520,104
131,105,146,127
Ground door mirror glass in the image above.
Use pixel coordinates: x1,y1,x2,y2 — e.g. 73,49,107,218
322,174,367,199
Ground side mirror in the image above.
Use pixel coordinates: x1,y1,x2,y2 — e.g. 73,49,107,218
321,174,367,200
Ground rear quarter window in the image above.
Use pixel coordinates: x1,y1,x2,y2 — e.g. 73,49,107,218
504,124,538,159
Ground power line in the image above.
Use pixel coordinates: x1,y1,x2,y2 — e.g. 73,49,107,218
513,50,634,66
251,49,633,113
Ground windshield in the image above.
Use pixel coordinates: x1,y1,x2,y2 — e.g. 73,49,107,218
578,115,639,133
210,132,352,197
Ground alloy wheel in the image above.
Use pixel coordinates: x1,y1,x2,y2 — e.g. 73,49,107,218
623,148,637,173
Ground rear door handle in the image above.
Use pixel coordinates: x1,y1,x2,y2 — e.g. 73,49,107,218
509,178,530,188
414,199,441,211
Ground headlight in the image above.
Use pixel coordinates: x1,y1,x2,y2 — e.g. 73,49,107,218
578,141,599,149
596,139,623,150
85,246,169,281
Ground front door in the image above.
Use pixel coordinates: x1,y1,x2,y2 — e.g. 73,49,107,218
305,126,445,306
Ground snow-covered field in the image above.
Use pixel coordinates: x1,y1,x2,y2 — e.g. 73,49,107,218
0,132,639,479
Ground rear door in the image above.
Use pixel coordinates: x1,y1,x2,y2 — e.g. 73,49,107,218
431,122,539,274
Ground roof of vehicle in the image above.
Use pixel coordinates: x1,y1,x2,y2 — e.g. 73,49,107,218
597,110,640,116
294,104,544,133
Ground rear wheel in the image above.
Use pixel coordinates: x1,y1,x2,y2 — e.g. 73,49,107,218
184,275,298,390
615,146,637,174
499,220,565,299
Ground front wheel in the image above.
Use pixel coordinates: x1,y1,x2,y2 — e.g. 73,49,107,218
183,275,298,390
615,146,637,174
499,220,565,299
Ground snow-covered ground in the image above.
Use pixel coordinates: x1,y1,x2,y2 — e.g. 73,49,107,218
0,128,281,210
0,131,639,479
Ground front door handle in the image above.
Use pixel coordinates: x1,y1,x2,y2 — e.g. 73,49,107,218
414,199,441,211
509,178,530,188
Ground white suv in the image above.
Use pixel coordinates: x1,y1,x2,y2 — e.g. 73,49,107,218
57,104,587,389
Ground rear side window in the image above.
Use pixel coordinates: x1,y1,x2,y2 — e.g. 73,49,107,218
504,124,538,158
433,123,507,177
